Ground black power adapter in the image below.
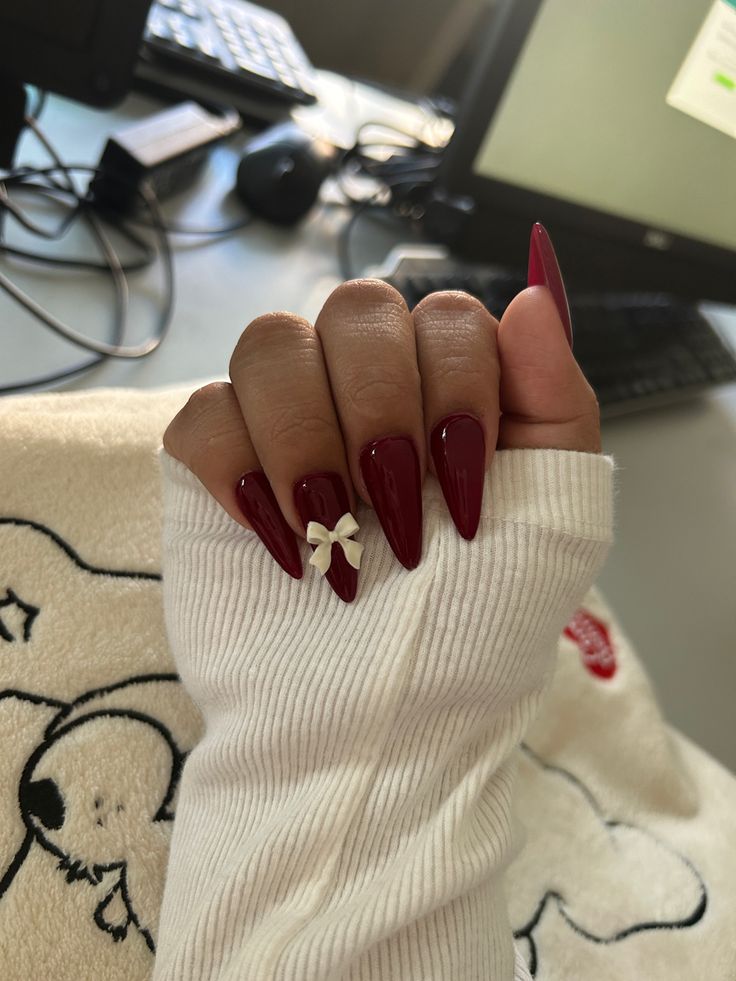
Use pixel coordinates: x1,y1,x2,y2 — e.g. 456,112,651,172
90,102,241,213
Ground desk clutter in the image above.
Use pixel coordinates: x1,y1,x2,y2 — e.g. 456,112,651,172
1,0,735,412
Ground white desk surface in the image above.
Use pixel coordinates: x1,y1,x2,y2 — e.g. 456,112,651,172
3,93,735,772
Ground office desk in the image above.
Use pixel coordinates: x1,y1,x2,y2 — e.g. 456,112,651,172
3,93,735,771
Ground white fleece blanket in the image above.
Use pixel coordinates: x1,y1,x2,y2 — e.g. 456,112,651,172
0,386,734,981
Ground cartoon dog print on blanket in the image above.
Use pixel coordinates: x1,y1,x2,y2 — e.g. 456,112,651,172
0,517,204,958
5,674,201,951
0,516,708,975
507,745,707,977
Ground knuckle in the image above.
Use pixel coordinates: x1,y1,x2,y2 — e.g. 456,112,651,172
430,352,498,389
413,293,500,391
324,278,408,314
317,279,409,338
340,367,417,419
162,417,183,460
185,380,232,414
413,290,494,324
266,402,335,447
163,382,228,460
186,429,236,475
414,291,498,354
164,382,240,471
229,312,314,377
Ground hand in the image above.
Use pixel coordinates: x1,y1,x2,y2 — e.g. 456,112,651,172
163,225,600,603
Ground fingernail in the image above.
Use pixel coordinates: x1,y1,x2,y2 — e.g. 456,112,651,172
293,472,358,602
430,413,485,540
359,435,422,569
236,472,303,580
528,222,574,349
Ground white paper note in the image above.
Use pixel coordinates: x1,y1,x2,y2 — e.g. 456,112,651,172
666,0,736,139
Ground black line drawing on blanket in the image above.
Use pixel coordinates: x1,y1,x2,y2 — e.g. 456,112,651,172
509,745,708,977
0,588,39,643
0,517,203,955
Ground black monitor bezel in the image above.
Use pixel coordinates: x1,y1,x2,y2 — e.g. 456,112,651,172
0,0,152,108
433,0,736,303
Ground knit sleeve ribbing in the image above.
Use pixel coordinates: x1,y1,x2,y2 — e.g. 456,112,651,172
153,448,614,981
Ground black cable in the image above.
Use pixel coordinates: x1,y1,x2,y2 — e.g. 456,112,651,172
0,137,173,392
0,181,155,272
26,117,131,318
0,240,154,274
0,177,173,393
28,88,47,122
0,349,118,396
0,121,130,390
0,118,132,361
338,198,391,281
120,212,252,237
0,179,82,239
334,112,447,280
0,170,172,358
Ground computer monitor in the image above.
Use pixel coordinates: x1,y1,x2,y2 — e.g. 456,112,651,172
0,0,152,108
433,0,736,304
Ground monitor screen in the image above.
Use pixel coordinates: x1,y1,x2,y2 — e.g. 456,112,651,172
472,0,736,254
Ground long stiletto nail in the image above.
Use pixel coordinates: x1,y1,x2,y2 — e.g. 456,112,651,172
293,472,358,602
528,222,574,349
236,471,303,579
359,435,422,569
430,413,485,540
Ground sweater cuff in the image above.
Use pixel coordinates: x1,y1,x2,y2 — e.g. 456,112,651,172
155,446,612,981
158,447,614,546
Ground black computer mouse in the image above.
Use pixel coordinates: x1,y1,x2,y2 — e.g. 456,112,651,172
235,121,339,226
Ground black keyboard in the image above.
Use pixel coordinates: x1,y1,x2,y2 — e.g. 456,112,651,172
138,0,317,119
381,257,736,417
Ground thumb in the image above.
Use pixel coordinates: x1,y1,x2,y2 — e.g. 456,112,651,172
497,239,600,452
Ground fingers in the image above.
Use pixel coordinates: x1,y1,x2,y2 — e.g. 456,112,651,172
228,311,359,602
164,270,600,604
315,280,425,570
412,291,500,540
497,286,601,453
162,381,304,580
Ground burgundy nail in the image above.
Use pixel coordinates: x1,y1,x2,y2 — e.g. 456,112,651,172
293,472,358,603
236,471,303,580
430,413,485,540
359,435,422,570
528,222,574,349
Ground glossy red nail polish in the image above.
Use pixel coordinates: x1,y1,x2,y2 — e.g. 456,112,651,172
236,471,303,579
430,413,485,540
528,222,574,349
293,471,358,603
359,435,422,570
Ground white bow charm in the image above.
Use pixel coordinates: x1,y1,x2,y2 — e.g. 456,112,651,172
306,513,364,575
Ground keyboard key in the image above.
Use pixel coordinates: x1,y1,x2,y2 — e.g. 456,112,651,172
148,17,171,39
173,28,196,49
196,35,220,59
229,7,248,25
236,55,277,78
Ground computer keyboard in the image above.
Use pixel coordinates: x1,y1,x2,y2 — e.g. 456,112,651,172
376,250,736,417
138,0,317,118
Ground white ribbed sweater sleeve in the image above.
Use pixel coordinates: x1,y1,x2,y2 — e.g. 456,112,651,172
153,448,614,981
